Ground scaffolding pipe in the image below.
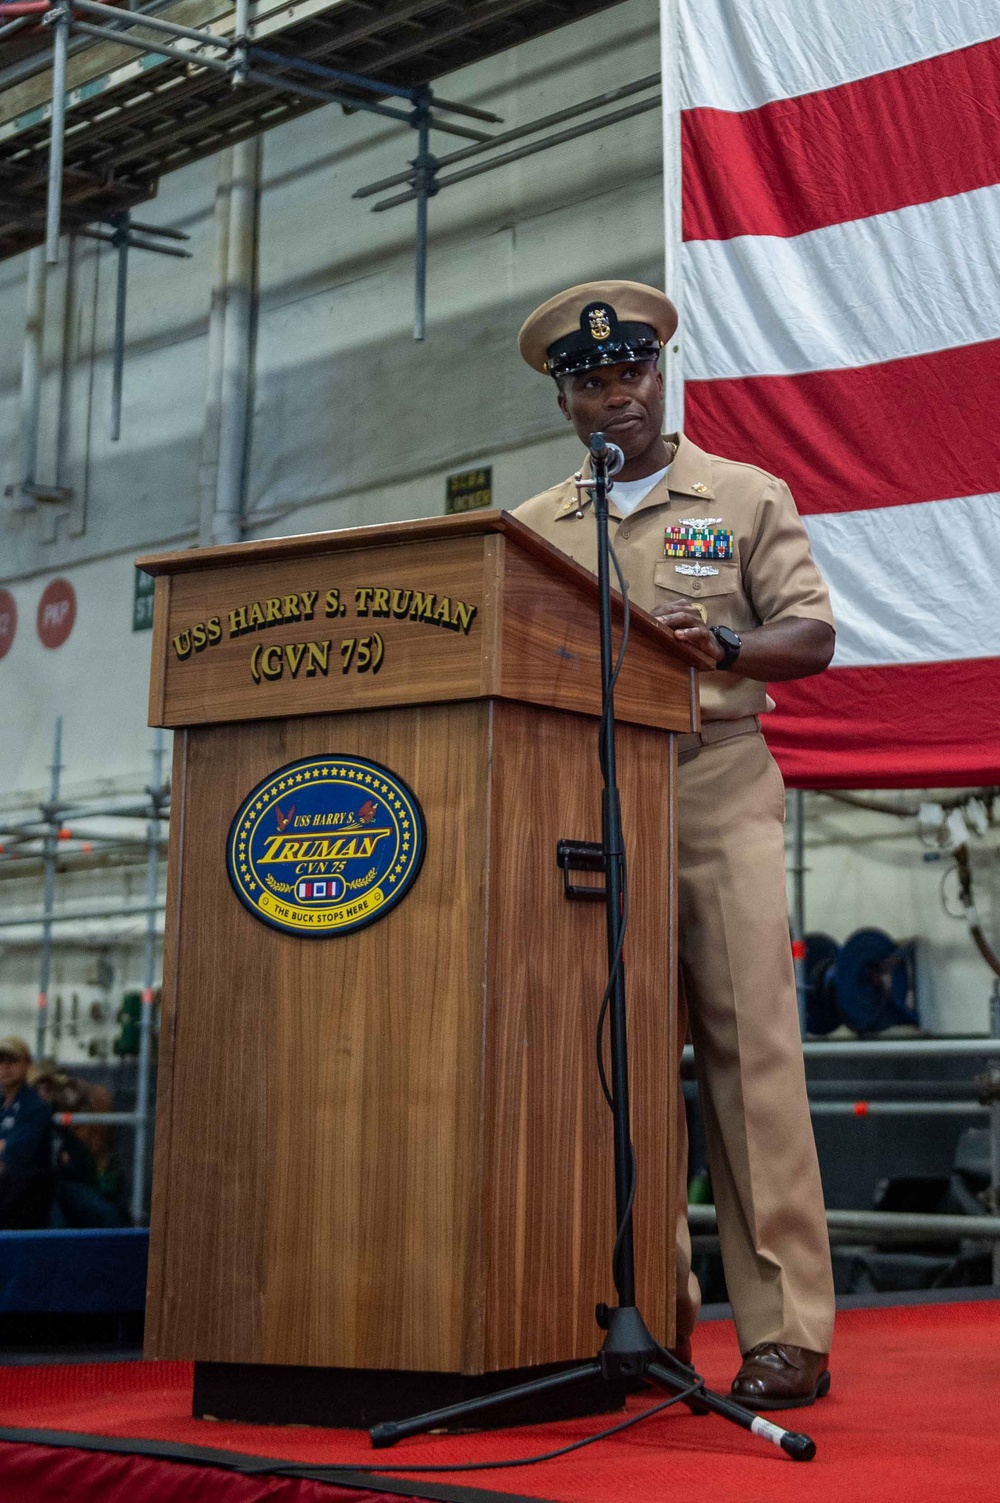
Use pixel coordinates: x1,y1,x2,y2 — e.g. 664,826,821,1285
659,0,683,432
412,95,433,342
44,2,69,264
57,1112,139,1126
355,75,658,197
0,903,164,930
68,18,233,71
131,730,163,1224
71,0,232,49
212,134,259,547
991,980,1000,1283
372,97,661,211
809,1101,986,1117
682,1038,1000,1064
198,148,233,545
36,717,62,1058
17,246,47,504
110,217,128,441
687,1203,1000,1242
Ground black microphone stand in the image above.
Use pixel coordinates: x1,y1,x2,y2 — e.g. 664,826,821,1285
368,433,816,1465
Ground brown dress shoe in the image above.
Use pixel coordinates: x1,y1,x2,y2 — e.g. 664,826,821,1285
729,1343,830,1410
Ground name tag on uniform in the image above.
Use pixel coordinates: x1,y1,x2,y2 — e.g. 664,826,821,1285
664,524,733,561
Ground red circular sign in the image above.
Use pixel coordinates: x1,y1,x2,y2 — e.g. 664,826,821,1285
0,589,16,661
37,578,77,649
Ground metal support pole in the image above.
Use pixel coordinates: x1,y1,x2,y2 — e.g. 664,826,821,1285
232,0,248,85
991,979,1000,1283
659,0,683,431
131,729,163,1225
17,245,46,506
110,215,129,441
411,94,435,343
45,3,69,265
213,134,259,546
790,787,807,1034
37,716,63,1059
199,149,233,545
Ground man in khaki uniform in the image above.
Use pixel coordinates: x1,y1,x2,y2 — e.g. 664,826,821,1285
513,281,836,1410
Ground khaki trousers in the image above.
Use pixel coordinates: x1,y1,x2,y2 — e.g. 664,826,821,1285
672,728,835,1356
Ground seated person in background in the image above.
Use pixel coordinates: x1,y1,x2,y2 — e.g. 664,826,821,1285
0,1037,53,1229
30,1062,127,1227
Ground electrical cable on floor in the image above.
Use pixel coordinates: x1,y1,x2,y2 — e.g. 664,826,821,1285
243,1381,703,1478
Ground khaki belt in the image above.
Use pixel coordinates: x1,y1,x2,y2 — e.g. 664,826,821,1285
676,715,760,763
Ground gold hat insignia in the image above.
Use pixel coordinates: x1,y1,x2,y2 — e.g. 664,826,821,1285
588,307,612,341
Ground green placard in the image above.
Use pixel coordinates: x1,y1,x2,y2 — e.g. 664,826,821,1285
132,568,155,632
446,466,492,515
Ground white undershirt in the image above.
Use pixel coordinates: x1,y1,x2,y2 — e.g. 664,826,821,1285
610,464,671,517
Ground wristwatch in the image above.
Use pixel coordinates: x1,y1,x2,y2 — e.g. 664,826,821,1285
710,625,742,671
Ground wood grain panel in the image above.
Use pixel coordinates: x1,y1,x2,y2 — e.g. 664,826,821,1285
146,703,488,1369
479,702,675,1369
153,537,491,729
141,515,707,732
496,540,698,734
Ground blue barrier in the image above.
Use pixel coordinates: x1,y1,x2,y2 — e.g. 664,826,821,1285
0,1228,148,1314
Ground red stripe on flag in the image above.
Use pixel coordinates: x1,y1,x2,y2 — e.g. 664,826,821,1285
682,39,1000,242
763,658,1000,789
685,338,1000,515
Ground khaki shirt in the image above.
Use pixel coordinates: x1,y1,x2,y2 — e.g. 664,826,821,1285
511,433,835,722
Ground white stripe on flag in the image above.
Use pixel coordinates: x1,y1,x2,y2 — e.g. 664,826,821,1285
683,184,1000,381
680,0,1000,112
804,493,1000,667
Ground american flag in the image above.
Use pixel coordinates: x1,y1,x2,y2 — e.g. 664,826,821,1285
677,0,1000,787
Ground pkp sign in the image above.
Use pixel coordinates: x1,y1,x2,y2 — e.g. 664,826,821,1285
0,589,16,661
37,578,77,649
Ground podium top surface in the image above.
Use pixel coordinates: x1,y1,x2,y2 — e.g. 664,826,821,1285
140,512,706,731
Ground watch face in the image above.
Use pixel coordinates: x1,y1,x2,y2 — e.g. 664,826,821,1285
717,626,740,649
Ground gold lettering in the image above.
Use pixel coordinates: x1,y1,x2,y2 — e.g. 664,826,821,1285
409,590,435,621
451,599,477,634
391,589,412,617
370,587,390,617
172,631,192,661
282,594,300,619
324,589,341,616
247,601,265,629
229,605,248,636
207,616,222,645
286,642,306,677
355,587,375,615
299,590,318,618
265,598,283,623
306,640,330,676
191,622,208,652
261,644,283,680
433,596,456,629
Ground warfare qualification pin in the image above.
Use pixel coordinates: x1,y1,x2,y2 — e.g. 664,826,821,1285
226,755,426,938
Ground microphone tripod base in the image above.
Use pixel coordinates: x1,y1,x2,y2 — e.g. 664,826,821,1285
368,1303,816,1461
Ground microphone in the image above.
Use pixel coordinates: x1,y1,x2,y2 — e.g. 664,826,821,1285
589,432,626,477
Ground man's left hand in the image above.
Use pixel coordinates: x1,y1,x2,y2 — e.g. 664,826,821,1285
652,603,724,667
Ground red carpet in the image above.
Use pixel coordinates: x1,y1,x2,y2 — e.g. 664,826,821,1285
0,1303,997,1502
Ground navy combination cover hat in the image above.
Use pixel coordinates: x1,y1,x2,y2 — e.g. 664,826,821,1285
518,280,678,379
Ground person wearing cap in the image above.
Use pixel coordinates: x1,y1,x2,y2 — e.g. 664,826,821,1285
513,281,836,1410
0,1035,53,1229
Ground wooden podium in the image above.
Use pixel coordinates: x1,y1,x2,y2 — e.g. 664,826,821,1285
139,511,701,1426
